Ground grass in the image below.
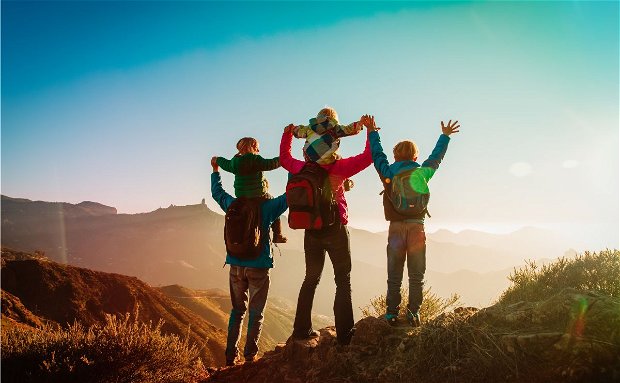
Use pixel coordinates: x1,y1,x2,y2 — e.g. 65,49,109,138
1,311,207,383
360,287,461,323
359,249,620,382
498,249,620,304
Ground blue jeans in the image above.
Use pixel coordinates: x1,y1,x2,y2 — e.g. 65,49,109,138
226,265,270,362
386,221,426,316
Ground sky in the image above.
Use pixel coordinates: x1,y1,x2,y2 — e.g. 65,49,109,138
2,1,619,250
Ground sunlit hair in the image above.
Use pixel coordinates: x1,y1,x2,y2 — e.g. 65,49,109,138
236,137,259,154
393,140,419,162
317,106,338,122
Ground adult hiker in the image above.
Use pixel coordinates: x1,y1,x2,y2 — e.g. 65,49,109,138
210,156,288,365
280,119,372,346
363,115,460,326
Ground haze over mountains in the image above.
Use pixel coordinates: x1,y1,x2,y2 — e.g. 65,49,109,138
1,195,576,315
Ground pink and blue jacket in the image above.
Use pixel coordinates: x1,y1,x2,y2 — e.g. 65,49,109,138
279,130,372,225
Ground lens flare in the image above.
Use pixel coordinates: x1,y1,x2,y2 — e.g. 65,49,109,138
568,296,588,337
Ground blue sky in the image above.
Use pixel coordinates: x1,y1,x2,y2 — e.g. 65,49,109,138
2,1,618,250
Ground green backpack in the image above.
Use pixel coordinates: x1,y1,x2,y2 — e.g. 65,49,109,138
384,168,431,217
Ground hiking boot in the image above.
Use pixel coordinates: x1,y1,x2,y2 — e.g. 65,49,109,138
385,313,398,326
244,355,257,364
272,233,288,243
407,312,421,327
337,327,356,346
292,329,320,340
225,358,236,367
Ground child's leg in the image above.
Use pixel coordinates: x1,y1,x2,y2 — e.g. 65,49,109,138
405,223,426,319
386,222,407,319
271,218,287,243
261,193,287,243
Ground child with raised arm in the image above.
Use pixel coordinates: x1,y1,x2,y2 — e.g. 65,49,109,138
215,137,287,243
364,115,460,327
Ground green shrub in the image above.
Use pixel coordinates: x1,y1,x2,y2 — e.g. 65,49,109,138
360,287,461,322
499,249,620,305
1,313,206,383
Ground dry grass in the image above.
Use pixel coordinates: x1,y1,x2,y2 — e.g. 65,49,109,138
1,311,207,383
359,250,620,382
499,249,620,304
360,287,461,322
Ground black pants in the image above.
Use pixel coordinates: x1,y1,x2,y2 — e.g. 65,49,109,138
293,223,354,343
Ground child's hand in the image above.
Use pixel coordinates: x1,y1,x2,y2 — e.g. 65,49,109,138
441,120,460,136
211,156,219,172
284,124,295,134
358,115,368,127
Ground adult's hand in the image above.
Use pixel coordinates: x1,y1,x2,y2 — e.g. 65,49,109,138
211,156,219,172
284,123,295,134
362,114,380,132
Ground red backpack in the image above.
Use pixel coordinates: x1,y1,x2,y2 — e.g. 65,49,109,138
286,162,336,230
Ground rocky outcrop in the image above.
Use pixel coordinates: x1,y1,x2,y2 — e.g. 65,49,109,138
205,289,620,383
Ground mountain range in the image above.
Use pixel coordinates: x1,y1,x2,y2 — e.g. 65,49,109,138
1,195,572,316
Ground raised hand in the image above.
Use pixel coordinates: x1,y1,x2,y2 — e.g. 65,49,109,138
284,123,296,134
441,120,460,136
211,156,219,172
362,114,380,132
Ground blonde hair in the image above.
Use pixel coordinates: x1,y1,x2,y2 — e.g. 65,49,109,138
236,137,259,155
393,140,419,162
317,106,338,122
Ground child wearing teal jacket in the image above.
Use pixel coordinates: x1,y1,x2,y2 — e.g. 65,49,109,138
365,115,460,327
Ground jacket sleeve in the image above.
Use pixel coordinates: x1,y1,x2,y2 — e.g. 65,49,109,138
211,172,235,212
263,193,288,223
421,134,451,170
255,156,281,171
279,131,306,174
334,121,363,138
332,130,372,179
369,131,394,180
216,157,235,174
293,125,311,138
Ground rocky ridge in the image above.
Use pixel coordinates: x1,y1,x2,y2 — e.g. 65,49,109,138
206,288,620,383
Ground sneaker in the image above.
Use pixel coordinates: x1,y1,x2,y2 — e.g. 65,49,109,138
292,329,320,340
407,312,421,327
272,234,288,243
385,313,398,326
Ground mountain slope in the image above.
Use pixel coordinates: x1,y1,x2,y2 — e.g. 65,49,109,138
159,285,333,353
0,248,227,366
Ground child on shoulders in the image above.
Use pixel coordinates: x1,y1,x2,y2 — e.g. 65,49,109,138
214,137,287,243
293,107,364,165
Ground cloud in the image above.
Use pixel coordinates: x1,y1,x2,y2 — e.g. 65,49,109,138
510,162,532,177
562,160,578,168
